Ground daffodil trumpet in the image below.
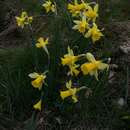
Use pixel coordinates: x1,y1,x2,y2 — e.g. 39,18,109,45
33,99,42,111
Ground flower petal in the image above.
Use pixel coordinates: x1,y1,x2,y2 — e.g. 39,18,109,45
86,53,96,62
97,62,109,70
28,72,39,79
94,4,99,13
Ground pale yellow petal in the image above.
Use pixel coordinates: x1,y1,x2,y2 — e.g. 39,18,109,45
85,29,92,38
73,20,80,24
66,80,72,89
97,62,109,70
72,25,79,30
38,37,44,43
86,53,96,62
94,4,99,13
28,72,39,79
21,11,27,18
68,46,74,56
36,43,42,48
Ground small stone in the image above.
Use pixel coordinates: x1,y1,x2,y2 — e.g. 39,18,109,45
117,98,125,107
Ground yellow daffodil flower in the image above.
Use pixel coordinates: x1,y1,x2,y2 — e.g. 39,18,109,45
36,37,48,48
36,37,49,56
60,80,77,103
85,23,103,43
61,46,80,76
33,100,42,111
28,72,46,90
68,0,87,16
60,80,86,103
61,46,78,66
81,53,109,80
84,4,99,22
42,0,56,13
16,11,33,28
73,15,89,33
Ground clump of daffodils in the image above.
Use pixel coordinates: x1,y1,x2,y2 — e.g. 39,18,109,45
68,0,103,43
60,47,109,103
16,11,33,28
15,0,110,111
61,47,109,80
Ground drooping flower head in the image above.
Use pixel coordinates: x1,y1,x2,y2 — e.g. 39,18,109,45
28,72,46,90
60,80,78,103
81,53,109,80
60,80,86,103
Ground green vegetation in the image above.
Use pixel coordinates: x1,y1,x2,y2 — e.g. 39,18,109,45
0,0,130,130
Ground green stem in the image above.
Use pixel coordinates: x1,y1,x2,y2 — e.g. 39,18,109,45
42,47,50,69
77,86,87,92
125,66,129,105
28,24,35,45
